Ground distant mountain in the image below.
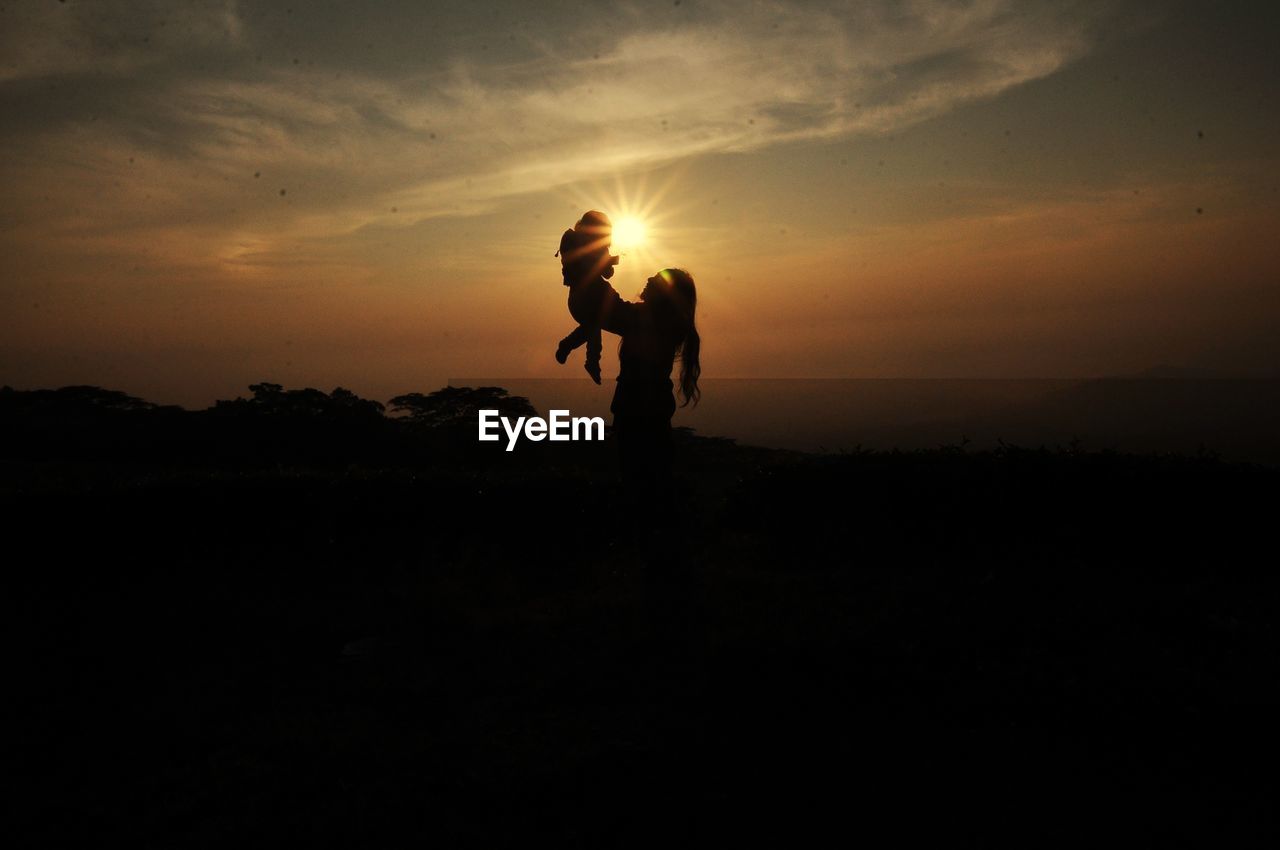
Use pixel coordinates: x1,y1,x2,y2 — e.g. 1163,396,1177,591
1119,364,1225,380
885,376,1280,463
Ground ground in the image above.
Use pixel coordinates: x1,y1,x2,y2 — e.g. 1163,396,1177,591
6,397,1279,844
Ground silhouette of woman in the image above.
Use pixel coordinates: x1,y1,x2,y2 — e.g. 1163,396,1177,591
598,269,701,490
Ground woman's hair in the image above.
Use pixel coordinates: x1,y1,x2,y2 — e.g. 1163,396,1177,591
654,268,701,407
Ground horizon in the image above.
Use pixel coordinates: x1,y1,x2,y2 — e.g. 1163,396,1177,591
9,373,1279,464
9,367,1280,413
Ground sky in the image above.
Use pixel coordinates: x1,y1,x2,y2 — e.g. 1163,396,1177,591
2,0,1278,408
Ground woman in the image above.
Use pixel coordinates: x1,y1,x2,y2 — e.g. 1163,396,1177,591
598,268,701,490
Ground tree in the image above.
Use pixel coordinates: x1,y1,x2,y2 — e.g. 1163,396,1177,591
0,385,167,414
388,386,537,428
215,383,385,418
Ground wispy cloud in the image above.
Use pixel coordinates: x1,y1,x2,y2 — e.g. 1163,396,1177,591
0,0,243,82
0,0,1114,265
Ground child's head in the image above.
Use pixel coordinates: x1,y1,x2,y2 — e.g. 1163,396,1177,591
576,210,612,238
557,210,619,281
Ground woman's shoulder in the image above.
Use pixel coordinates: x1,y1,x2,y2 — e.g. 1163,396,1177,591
598,286,645,334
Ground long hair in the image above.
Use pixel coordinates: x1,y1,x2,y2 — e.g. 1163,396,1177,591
656,268,701,407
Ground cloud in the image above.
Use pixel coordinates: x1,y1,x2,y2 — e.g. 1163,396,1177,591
0,0,1116,266
0,0,243,83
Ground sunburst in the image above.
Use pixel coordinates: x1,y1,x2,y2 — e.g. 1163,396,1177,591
556,166,693,289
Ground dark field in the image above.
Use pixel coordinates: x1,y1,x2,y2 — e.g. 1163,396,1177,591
5,385,1279,845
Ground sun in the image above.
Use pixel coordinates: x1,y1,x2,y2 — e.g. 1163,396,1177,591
610,216,647,253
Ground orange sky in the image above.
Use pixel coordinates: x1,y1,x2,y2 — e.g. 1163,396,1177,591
2,1,1278,408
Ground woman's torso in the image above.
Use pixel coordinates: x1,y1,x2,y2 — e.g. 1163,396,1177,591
611,305,680,420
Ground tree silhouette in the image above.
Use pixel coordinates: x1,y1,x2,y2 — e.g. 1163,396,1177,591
388,386,537,428
0,384,173,415
214,382,386,419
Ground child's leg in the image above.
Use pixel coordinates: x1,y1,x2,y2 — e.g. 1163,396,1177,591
585,326,602,367
583,325,602,384
556,324,592,363
560,281,607,382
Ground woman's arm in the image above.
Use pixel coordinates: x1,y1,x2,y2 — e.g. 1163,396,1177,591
594,280,642,337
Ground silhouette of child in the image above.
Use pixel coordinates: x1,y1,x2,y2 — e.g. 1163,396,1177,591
555,210,623,384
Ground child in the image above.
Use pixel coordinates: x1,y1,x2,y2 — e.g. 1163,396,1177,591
554,210,623,384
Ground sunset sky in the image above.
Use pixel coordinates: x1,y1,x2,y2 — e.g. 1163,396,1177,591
2,0,1277,408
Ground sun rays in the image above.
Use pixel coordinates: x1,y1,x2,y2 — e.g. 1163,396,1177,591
556,167,695,285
